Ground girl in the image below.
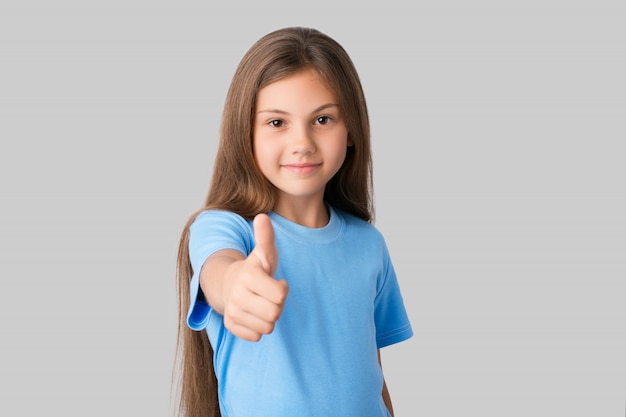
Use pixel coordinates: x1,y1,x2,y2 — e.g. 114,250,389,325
174,27,413,417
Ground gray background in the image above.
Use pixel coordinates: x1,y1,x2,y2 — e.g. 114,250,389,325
1,1,625,416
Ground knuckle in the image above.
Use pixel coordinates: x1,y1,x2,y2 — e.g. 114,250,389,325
275,288,288,304
267,305,282,322
225,306,243,323
261,322,275,334
223,315,236,331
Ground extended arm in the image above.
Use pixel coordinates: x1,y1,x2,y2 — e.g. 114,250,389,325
198,214,289,341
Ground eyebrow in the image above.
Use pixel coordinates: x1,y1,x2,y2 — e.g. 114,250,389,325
256,103,339,115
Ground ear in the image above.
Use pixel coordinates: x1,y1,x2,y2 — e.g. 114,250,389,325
347,133,354,147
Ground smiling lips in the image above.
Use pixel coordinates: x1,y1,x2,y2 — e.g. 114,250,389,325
282,162,321,175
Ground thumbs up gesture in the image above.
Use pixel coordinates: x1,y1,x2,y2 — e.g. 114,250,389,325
220,213,289,341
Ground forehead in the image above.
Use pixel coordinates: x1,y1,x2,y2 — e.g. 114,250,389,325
256,69,337,111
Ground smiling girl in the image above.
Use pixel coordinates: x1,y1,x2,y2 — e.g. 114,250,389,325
174,27,413,417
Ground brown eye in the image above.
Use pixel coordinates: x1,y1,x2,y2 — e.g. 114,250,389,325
269,119,284,127
315,116,331,125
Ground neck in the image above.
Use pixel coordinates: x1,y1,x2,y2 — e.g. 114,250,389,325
273,197,329,228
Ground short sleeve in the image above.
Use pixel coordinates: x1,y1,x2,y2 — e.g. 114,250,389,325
186,210,254,330
374,243,413,348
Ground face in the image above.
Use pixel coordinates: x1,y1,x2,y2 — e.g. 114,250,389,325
253,69,351,209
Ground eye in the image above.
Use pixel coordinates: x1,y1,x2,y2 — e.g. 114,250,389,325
268,119,284,128
315,116,332,125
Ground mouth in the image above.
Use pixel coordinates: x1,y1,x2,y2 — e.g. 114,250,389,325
281,163,321,175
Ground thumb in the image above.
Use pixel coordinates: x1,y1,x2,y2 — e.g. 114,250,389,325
252,213,278,276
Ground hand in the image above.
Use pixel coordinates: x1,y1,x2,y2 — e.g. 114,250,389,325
221,213,289,341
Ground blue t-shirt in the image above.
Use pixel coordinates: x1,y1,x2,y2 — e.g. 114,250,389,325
187,206,413,417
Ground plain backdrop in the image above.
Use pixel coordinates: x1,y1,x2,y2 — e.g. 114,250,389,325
1,1,625,416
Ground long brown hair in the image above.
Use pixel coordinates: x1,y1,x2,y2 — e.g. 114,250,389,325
173,26,374,417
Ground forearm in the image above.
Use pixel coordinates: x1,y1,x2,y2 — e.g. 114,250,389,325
199,249,244,315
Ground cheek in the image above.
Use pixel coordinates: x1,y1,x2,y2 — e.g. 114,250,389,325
332,132,350,163
253,139,277,171
327,140,349,170
336,146,349,166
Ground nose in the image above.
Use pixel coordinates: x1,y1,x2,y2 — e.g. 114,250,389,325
291,125,316,155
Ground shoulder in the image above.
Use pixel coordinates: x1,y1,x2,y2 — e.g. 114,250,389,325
191,209,254,230
190,209,254,240
332,207,386,244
